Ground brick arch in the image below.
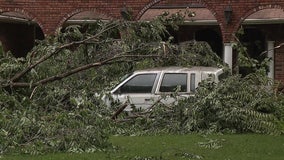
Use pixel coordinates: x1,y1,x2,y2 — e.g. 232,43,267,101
0,8,33,18
55,8,114,34
0,8,45,57
136,0,212,20
0,8,44,35
135,0,162,20
199,1,238,43
194,1,225,42
136,0,224,42
242,4,283,20
135,0,222,29
233,4,284,40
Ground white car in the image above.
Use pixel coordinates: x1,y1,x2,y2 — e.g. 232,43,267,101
103,66,226,111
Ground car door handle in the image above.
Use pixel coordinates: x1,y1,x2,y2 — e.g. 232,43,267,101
145,98,151,101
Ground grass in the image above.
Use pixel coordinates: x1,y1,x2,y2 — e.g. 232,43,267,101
2,134,284,160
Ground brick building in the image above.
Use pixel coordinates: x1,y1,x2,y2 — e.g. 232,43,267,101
0,0,284,82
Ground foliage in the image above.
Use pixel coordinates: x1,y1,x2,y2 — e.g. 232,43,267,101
1,10,208,155
0,9,223,90
1,8,284,157
183,75,284,134
113,71,284,135
232,26,270,76
177,41,223,67
110,27,284,135
0,85,111,155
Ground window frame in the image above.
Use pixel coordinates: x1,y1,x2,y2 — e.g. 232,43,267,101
157,72,188,94
190,73,196,93
114,73,158,94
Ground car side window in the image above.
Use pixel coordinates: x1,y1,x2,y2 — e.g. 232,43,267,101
119,74,157,93
159,73,187,92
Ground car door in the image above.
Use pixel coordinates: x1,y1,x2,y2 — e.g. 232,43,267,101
111,73,160,111
156,72,189,105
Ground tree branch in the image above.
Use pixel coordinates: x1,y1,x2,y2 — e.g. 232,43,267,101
9,22,119,83
7,54,160,88
260,42,284,56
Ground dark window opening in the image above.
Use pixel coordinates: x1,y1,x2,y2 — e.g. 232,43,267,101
238,28,266,76
195,29,223,58
0,23,44,57
166,26,223,58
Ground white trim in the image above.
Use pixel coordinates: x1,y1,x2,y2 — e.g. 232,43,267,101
243,18,284,25
224,43,233,70
267,41,275,80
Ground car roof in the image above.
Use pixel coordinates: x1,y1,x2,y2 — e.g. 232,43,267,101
133,66,223,73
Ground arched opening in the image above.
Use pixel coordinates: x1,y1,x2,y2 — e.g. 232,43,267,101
237,28,266,76
239,8,284,79
139,3,223,58
0,11,44,57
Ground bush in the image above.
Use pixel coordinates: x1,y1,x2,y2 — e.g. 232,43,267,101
112,73,284,135
181,75,284,134
0,84,111,155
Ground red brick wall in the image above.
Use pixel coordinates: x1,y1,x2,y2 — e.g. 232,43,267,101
1,0,284,40
0,0,152,35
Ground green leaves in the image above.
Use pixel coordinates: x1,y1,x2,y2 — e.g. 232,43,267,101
0,88,111,155
1,9,283,156
181,74,284,134
113,72,284,136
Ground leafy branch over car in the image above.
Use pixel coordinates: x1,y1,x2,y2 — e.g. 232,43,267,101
0,9,283,156
105,66,227,119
